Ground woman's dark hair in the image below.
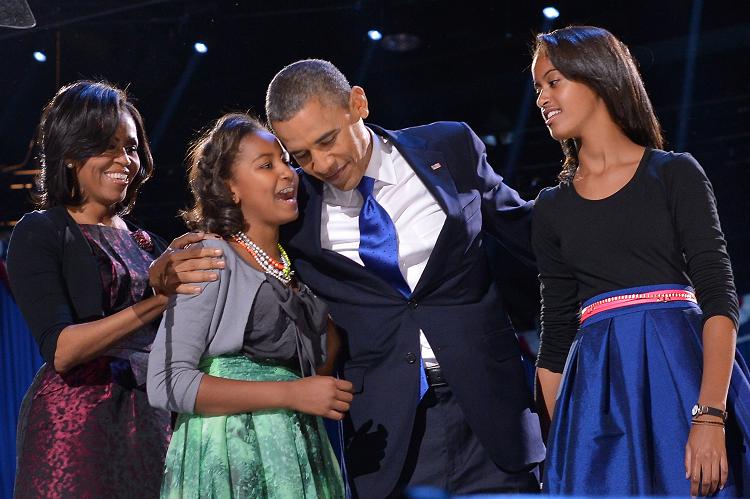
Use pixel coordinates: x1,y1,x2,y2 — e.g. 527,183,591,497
533,26,664,182
35,80,153,214
182,113,268,236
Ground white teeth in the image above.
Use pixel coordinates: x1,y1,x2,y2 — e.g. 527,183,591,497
278,187,293,194
105,172,129,181
546,109,561,119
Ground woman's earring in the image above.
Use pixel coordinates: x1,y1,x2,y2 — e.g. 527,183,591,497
66,164,78,198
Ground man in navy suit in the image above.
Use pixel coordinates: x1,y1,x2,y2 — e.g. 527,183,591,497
267,59,544,497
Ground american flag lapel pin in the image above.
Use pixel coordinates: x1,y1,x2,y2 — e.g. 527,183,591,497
430,162,442,171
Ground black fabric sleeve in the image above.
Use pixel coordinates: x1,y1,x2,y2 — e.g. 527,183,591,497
6,212,74,365
532,188,581,373
664,154,739,328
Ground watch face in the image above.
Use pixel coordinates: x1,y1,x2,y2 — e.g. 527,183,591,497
691,405,699,416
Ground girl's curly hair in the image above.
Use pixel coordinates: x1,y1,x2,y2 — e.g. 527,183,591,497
182,113,268,236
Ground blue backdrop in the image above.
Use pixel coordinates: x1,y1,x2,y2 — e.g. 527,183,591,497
1,276,43,498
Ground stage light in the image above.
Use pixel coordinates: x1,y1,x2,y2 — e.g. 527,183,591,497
543,7,560,20
367,30,383,41
33,51,46,62
194,42,208,54
480,134,498,147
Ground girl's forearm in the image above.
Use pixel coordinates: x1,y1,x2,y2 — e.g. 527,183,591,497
536,367,562,433
697,315,736,412
193,375,291,416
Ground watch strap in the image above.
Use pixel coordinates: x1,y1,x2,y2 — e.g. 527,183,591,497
692,404,728,422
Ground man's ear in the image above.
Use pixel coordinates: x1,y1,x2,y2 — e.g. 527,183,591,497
350,86,369,120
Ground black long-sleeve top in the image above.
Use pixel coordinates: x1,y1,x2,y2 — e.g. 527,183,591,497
532,149,739,373
6,206,166,365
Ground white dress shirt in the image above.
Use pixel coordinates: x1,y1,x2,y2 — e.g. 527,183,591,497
321,129,446,367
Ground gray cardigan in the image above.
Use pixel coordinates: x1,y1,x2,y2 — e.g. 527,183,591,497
147,238,265,413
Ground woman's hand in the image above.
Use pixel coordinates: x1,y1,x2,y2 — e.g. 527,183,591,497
287,376,354,420
686,315,736,496
685,420,728,496
149,232,225,295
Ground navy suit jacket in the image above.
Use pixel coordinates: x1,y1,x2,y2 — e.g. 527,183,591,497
282,121,545,497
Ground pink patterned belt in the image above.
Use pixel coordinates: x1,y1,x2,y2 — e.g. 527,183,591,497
579,289,697,323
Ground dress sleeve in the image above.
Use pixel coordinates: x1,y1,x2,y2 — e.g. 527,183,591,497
664,154,739,328
461,122,536,267
147,244,221,414
532,189,581,373
6,212,72,365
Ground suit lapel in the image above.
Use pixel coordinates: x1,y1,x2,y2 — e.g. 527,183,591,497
369,126,464,297
372,126,461,221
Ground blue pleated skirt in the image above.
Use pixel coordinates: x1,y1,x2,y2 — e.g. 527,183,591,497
544,284,750,496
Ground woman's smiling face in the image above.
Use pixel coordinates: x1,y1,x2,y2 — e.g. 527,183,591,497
72,110,140,211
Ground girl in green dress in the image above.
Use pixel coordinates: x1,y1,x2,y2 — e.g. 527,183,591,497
147,113,352,498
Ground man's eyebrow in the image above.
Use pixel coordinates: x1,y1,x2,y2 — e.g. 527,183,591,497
314,129,338,144
288,147,307,157
288,129,339,156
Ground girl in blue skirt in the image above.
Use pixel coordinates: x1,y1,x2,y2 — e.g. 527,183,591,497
531,26,750,496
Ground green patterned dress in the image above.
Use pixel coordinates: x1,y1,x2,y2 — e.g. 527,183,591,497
161,356,344,498
159,277,345,498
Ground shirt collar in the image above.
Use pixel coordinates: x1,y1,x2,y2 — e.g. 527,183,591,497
363,127,397,186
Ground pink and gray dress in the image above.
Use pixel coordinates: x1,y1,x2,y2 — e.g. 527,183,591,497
11,221,170,499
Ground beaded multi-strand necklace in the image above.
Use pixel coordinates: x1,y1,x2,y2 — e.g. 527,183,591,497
231,232,293,285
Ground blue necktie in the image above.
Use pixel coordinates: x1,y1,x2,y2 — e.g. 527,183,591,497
357,176,429,400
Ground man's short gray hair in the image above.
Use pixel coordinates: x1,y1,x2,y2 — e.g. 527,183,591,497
265,59,351,123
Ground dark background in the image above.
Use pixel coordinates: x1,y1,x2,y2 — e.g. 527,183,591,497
1,0,749,295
